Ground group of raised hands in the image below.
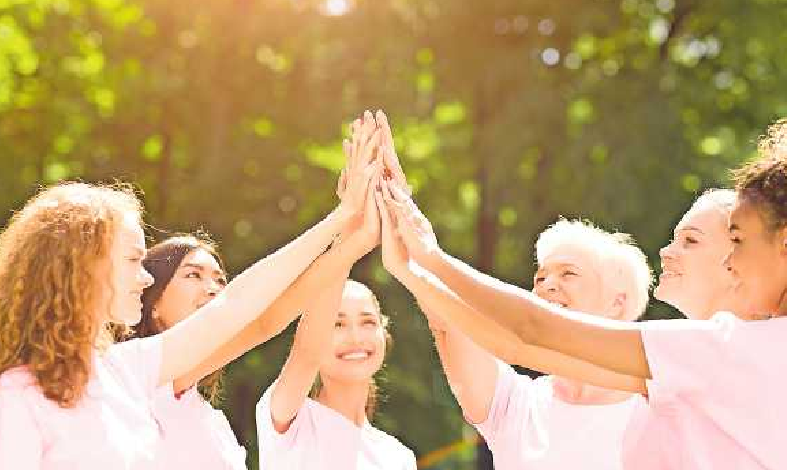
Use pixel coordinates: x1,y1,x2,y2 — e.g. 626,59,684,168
334,109,440,284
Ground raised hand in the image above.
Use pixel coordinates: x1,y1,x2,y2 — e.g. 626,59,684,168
335,113,382,223
380,178,440,264
375,184,410,281
374,110,411,195
340,163,383,259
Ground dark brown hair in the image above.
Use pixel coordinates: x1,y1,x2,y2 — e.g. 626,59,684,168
309,280,393,420
132,233,227,403
732,119,787,233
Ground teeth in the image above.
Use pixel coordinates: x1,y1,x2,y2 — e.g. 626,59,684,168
340,351,370,360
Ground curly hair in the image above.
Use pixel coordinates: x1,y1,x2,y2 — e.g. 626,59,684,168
309,279,393,420
130,233,226,404
0,182,143,408
732,119,787,232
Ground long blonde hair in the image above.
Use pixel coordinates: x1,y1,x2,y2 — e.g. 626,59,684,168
0,182,142,407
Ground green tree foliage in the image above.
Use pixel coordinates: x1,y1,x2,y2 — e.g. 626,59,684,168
2,0,786,468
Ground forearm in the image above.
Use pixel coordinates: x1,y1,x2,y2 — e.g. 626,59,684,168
159,208,348,386
423,304,498,424
270,275,349,431
423,250,541,344
401,262,651,386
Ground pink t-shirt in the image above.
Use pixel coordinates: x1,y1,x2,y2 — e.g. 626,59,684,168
622,312,786,470
256,383,417,470
475,360,640,470
151,385,246,470
0,337,163,470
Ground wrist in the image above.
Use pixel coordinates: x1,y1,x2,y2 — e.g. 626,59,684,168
420,246,445,272
332,203,354,228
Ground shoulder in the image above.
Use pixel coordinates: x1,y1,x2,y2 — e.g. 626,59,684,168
367,425,414,459
0,366,36,390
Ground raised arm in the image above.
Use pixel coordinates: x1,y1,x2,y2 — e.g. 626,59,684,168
171,114,393,391
269,275,348,432
420,301,499,423
156,120,383,387
269,180,381,431
377,182,649,391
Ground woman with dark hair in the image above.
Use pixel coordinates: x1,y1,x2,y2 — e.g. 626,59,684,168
131,234,244,469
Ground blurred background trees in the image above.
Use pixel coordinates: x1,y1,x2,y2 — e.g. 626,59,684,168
3,0,786,467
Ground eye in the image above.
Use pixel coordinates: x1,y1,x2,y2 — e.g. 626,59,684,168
730,236,742,245
217,277,228,286
334,320,346,328
534,276,545,284
562,271,577,278
185,271,202,279
685,236,698,245
362,319,378,327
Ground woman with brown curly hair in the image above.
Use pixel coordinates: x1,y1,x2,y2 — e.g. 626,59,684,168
0,115,383,469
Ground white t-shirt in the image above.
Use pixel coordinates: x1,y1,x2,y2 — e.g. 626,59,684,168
0,337,163,470
622,312,787,470
151,385,246,470
475,360,641,470
256,382,417,470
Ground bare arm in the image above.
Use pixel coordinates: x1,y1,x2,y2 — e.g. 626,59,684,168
170,115,386,391
172,237,361,392
423,251,651,381
158,207,348,387
156,134,383,387
270,271,349,432
420,301,499,424
376,182,647,392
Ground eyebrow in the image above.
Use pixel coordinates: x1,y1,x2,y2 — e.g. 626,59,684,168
337,311,377,318
180,263,226,277
536,263,582,272
675,226,705,236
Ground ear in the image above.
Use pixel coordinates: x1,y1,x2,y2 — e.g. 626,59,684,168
780,226,787,254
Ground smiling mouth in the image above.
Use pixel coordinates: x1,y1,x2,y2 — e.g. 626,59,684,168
337,351,372,361
544,299,569,309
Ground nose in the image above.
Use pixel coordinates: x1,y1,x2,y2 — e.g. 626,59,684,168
722,248,734,272
540,274,559,293
659,242,675,262
140,267,154,289
205,278,222,297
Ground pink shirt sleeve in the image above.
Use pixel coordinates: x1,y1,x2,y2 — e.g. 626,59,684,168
255,381,312,452
474,360,546,457
0,379,44,469
107,336,164,400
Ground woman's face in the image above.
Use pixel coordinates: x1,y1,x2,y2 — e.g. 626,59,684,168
726,198,787,316
533,244,618,319
655,200,738,319
320,283,386,384
153,248,227,329
109,214,154,326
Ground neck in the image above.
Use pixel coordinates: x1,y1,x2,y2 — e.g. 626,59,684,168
552,376,632,405
316,377,370,427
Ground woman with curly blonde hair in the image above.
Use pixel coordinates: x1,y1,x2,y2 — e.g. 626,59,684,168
0,122,381,469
